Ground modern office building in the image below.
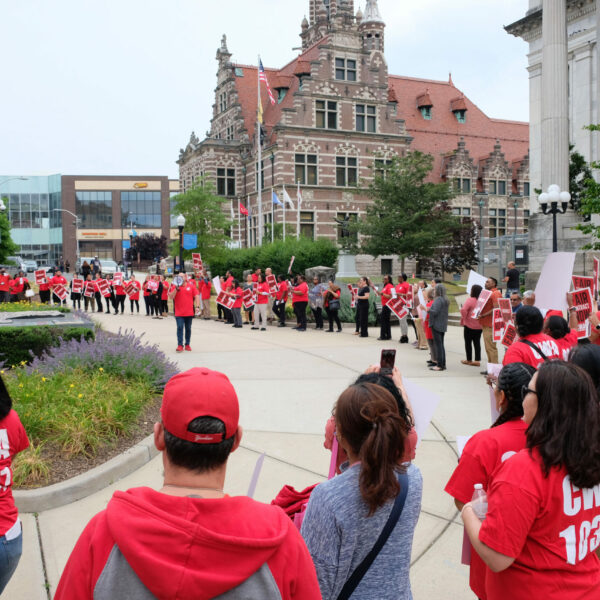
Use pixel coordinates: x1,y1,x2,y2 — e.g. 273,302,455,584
0,175,180,265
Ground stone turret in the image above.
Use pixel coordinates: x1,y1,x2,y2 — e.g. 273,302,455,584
359,0,385,52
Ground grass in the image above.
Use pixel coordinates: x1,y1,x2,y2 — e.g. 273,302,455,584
0,301,70,313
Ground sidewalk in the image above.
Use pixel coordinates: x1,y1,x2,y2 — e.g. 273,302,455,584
7,313,495,599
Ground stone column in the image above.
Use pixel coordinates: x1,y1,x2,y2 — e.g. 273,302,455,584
541,0,569,192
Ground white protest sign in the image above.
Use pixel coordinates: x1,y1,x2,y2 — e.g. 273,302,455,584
467,270,488,294
403,379,441,445
418,287,426,308
212,276,221,295
534,252,576,313
487,363,502,423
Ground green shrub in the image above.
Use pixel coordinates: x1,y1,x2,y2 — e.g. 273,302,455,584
338,289,378,324
209,238,339,279
0,326,94,366
0,301,71,313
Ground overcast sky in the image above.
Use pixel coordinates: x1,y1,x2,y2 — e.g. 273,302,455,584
0,0,529,179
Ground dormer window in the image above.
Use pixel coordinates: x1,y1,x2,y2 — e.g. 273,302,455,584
417,91,433,121
451,97,467,123
454,110,466,123
278,89,287,103
420,106,432,120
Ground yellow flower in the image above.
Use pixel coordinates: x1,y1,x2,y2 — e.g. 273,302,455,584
0,370,4,374
69,384,74,388
41,377,46,382
20,361,26,366
78,393,83,398
99,367,104,372
18,383,23,388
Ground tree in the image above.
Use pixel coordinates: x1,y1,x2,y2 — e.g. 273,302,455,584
169,179,233,263
125,233,168,262
417,218,479,277
358,151,458,269
573,125,600,248
0,196,19,263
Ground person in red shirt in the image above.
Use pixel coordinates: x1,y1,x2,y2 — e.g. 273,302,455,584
113,277,127,315
252,274,270,331
273,274,288,327
223,271,235,324
126,274,142,314
376,275,395,341
323,279,342,333
395,274,410,343
160,276,171,315
477,277,503,369
290,274,309,331
543,297,579,361
462,361,600,600
142,275,152,316
0,376,30,594
503,306,562,367
168,273,200,352
50,270,67,305
460,285,483,366
9,271,30,303
224,279,243,328
38,271,51,305
445,362,536,599
0,268,11,303
55,368,321,600
199,271,212,320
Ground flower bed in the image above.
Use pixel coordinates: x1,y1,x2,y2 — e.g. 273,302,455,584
6,329,178,488
0,301,70,313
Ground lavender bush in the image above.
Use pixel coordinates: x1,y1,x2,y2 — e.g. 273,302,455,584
27,328,179,390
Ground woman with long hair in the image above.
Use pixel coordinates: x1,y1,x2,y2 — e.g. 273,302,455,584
428,283,449,371
356,276,371,338
460,284,483,367
376,274,394,341
445,362,536,599
302,382,422,600
323,279,342,333
462,361,600,599
0,376,30,594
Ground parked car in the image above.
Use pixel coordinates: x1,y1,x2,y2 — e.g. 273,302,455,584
23,259,38,272
99,260,118,275
6,256,26,272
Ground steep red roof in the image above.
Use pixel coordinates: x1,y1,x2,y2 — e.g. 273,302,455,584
389,75,528,180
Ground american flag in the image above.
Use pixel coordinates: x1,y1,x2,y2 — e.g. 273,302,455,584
259,59,276,105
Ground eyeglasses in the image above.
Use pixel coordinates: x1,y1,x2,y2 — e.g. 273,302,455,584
521,385,537,401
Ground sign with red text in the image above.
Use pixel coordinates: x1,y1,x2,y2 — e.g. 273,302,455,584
113,272,123,286
471,289,492,319
216,291,235,309
34,269,47,285
97,279,111,297
84,281,95,298
125,282,137,298
572,276,593,294
266,274,279,295
572,287,593,339
387,297,409,320
72,278,84,294
405,285,414,309
192,253,203,273
242,288,255,309
347,284,358,309
147,280,159,292
498,298,512,323
53,284,68,301
492,309,505,342
501,322,517,347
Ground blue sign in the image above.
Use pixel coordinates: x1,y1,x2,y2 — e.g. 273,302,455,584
122,240,131,249
183,233,198,250
130,229,137,237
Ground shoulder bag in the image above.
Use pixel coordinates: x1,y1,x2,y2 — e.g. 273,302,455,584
519,338,548,361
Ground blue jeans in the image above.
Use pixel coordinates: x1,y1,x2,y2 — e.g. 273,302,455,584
0,530,23,594
176,316,193,346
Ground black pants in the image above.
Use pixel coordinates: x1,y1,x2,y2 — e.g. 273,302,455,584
152,294,162,316
464,327,482,362
357,301,369,337
273,301,286,325
311,306,323,329
94,292,103,312
408,314,418,340
130,299,139,313
293,301,307,330
115,295,125,314
355,307,360,332
105,295,113,313
52,294,66,306
224,307,233,323
71,294,81,310
39,289,50,304
144,296,151,315
380,305,391,340
162,299,168,313
326,308,341,331
217,304,224,320
433,329,446,369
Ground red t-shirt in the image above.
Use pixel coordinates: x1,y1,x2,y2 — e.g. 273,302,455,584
143,281,150,297
200,280,212,300
396,282,410,297
251,274,258,282
127,280,141,301
480,448,600,600
114,284,126,296
292,282,308,303
173,282,199,317
39,278,50,291
50,275,67,288
0,274,10,292
9,277,28,294
423,300,433,340
232,286,243,309
224,276,234,292
381,283,394,307
256,282,269,305
445,419,528,599
0,410,30,536
161,283,170,301
276,281,288,302
554,329,579,361
503,333,562,367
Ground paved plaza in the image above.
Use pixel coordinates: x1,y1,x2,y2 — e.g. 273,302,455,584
7,312,495,599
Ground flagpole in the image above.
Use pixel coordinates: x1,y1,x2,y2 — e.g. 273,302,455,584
296,181,300,240
282,185,286,241
238,197,242,248
257,55,263,246
246,194,250,248
271,189,275,244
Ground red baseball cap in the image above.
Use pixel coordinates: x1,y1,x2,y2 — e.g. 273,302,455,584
544,309,564,321
160,368,239,444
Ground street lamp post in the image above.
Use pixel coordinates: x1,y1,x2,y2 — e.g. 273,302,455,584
176,214,186,273
478,197,485,272
53,208,80,268
539,184,570,253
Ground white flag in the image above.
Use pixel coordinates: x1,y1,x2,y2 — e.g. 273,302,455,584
230,203,235,220
282,185,294,209
297,182,303,207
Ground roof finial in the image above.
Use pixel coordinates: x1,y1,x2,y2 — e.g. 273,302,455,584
448,72,453,86
220,34,228,53
363,0,383,23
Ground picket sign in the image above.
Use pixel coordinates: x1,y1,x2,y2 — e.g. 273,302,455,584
242,288,255,309
572,287,593,339
113,272,123,286
34,269,47,285
535,252,575,312
501,323,517,348
125,282,137,298
53,284,68,301
347,284,358,309
83,282,95,298
266,274,279,295
387,297,408,320
492,309,505,342
405,285,414,309
192,253,203,273
471,289,492,319
72,278,84,294
498,298,512,323
97,279,111,298
572,276,593,294
216,291,235,309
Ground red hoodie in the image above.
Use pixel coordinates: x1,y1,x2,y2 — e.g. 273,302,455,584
55,487,321,600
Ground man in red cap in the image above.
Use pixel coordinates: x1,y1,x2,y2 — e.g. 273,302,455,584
55,368,321,600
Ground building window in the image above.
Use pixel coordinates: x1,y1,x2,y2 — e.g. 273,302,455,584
336,156,358,187
255,161,265,191
76,191,113,229
452,207,461,216
121,191,162,228
420,106,432,120
523,182,530,196
295,154,318,185
381,258,392,275
498,180,506,195
356,104,376,133
336,212,358,242
300,211,314,239
454,110,466,123
234,67,244,77
219,92,227,113
462,207,471,216
489,180,497,195
524,209,530,232
316,100,337,129
488,208,506,238
225,125,234,140
217,168,236,196
278,88,287,103
335,58,356,81
374,159,392,179
462,178,471,193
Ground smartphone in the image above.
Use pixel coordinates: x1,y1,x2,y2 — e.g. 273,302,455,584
380,349,396,377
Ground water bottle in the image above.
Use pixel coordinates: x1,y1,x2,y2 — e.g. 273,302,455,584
471,483,488,520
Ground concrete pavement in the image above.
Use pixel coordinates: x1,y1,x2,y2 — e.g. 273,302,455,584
6,311,498,599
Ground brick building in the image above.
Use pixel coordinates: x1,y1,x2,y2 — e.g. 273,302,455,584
177,0,530,276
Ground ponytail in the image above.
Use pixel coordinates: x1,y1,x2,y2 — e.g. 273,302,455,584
0,375,13,420
335,383,406,515
491,362,535,428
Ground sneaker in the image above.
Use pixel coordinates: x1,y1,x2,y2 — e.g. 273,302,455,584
185,345,192,352
400,336,409,344
176,345,183,353
260,327,266,331
278,323,286,327
251,327,259,330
